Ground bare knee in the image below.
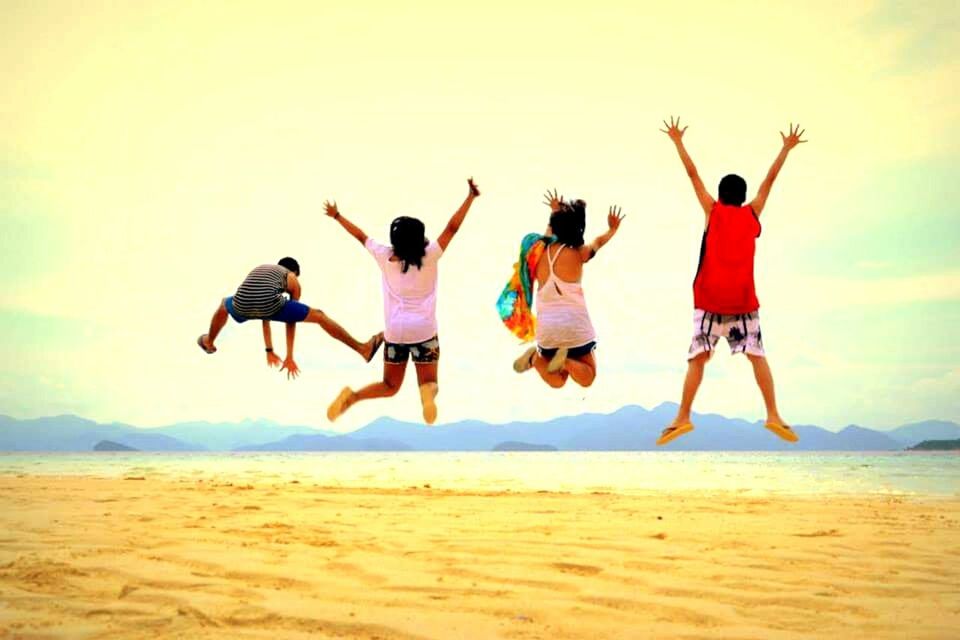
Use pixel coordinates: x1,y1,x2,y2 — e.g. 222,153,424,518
575,374,595,388
382,375,402,396
689,352,711,367
546,376,567,388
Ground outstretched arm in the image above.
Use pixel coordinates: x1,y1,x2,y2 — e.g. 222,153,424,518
324,201,368,246
580,206,625,262
438,178,480,251
750,123,806,215
661,116,715,217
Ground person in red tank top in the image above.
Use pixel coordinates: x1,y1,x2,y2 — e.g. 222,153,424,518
657,117,807,446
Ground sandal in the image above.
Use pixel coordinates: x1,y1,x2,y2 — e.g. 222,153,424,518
546,347,569,373
365,333,385,363
197,334,216,354
656,422,694,446
765,421,799,443
327,387,354,422
513,347,537,373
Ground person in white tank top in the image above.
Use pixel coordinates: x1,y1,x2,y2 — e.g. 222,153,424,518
322,178,481,425
514,191,625,389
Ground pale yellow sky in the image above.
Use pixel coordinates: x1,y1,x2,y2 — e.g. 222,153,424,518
1,1,958,429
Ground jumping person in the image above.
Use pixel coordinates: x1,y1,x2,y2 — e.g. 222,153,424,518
657,117,806,445
197,258,383,379
510,190,624,389
324,178,481,424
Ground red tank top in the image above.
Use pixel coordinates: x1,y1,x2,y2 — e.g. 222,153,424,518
693,202,761,314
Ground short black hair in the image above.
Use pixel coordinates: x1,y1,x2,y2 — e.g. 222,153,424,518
718,174,747,206
549,199,587,247
278,257,300,276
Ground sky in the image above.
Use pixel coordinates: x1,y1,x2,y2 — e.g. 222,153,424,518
1,1,958,432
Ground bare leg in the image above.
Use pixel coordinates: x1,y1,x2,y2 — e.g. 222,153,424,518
204,299,229,349
747,354,786,424
414,361,439,424
564,352,596,387
534,352,568,388
335,361,407,420
667,351,710,428
305,309,379,359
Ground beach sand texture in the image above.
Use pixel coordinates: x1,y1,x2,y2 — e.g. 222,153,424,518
0,476,958,639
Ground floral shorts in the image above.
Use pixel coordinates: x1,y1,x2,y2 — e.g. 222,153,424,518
688,310,764,359
385,336,440,364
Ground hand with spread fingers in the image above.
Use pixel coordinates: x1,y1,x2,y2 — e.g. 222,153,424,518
542,188,564,212
323,200,339,218
780,123,807,150
660,115,688,143
607,205,625,232
281,357,300,380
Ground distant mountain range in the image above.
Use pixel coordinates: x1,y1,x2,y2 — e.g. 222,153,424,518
1,405,958,452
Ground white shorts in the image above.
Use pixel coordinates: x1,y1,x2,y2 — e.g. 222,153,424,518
688,309,764,360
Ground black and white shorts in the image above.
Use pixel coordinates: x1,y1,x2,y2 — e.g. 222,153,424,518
688,310,764,360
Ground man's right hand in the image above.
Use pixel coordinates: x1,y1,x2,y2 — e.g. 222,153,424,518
281,357,300,380
660,115,688,143
266,351,282,368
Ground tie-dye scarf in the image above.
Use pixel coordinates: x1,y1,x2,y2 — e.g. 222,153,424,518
496,233,555,342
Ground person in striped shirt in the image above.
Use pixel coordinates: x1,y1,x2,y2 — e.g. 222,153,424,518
197,257,383,379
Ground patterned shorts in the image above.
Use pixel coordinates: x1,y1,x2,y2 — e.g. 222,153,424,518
688,310,764,359
385,336,440,364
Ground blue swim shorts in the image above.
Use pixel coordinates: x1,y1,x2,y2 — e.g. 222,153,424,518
224,296,311,324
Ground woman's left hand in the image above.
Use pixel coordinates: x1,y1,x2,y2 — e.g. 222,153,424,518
608,206,625,231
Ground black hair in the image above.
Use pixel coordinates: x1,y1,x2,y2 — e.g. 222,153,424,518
389,216,428,273
278,257,300,276
718,174,747,206
549,199,586,247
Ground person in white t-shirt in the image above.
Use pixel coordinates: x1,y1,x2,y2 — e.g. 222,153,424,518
323,178,480,424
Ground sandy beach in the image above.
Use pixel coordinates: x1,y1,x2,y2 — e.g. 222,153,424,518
0,475,958,639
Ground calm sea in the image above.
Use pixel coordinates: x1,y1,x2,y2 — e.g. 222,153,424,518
1,452,958,497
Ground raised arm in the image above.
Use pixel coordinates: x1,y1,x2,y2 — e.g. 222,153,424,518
437,178,480,251
750,123,806,215
661,116,715,217
542,187,563,235
580,206,625,262
324,201,368,246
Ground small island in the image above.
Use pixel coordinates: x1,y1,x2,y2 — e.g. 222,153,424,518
93,440,139,452
908,439,960,451
492,441,558,452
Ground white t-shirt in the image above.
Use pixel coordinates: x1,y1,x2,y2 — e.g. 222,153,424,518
365,237,443,344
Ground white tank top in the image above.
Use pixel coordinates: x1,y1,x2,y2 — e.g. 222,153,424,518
535,245,597,349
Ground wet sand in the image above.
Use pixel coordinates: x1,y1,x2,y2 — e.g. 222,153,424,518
0,475,958,639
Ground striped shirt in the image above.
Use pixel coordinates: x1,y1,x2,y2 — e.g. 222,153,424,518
232,264,290,319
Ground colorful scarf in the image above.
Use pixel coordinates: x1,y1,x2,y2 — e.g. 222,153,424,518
496,233,555,342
